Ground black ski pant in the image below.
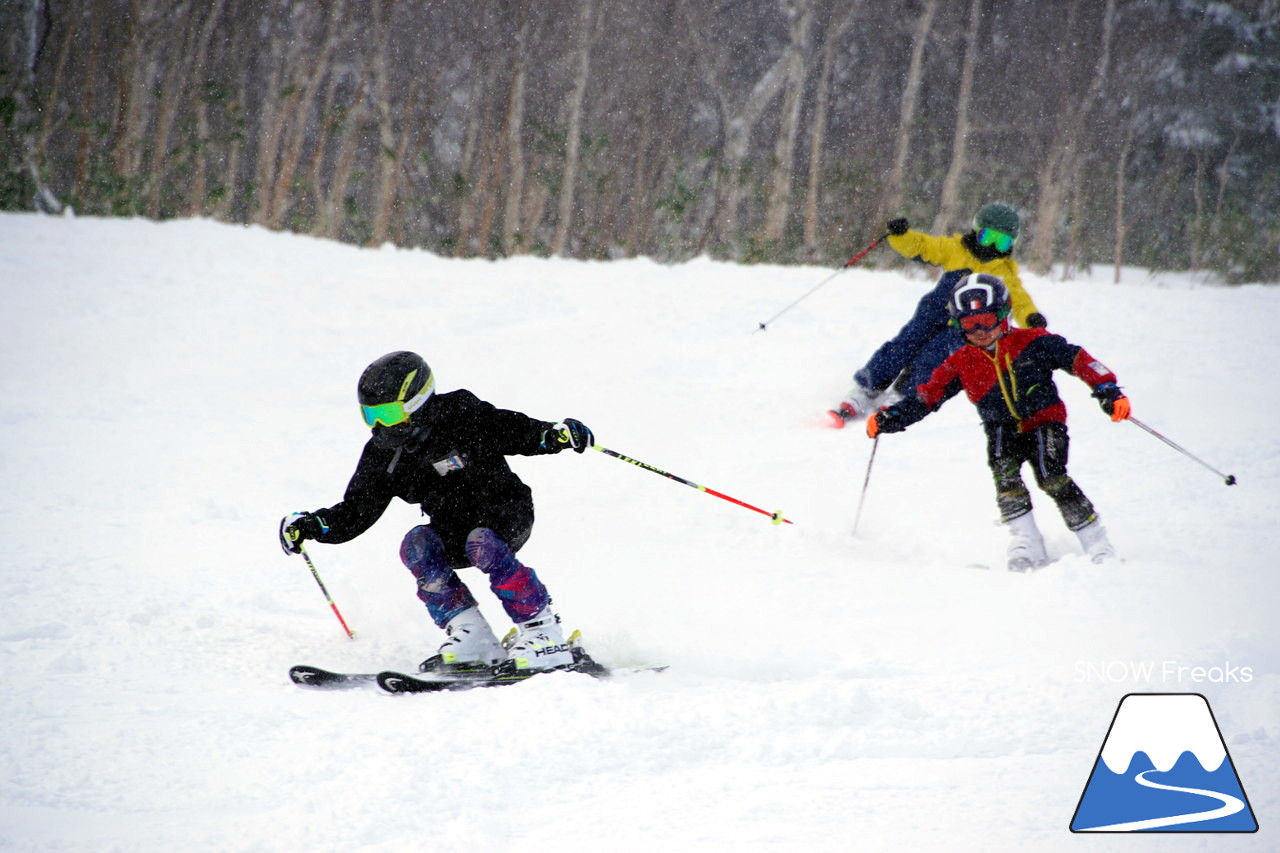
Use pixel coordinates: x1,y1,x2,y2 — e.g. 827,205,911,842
985,421,1097,531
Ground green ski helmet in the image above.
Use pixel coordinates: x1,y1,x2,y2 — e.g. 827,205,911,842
972,203,1020,253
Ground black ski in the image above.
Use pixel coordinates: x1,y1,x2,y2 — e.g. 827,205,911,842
377,646,615,694
292,657,663,693
292,643,664,694
289,665,379,689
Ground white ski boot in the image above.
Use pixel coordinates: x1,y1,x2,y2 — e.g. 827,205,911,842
827,384,876,428
421,606,505,673
1006,512,1049,571
505,607,574,671
1075,519,1116,563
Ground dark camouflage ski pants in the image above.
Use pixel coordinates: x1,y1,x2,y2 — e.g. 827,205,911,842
984,421,1097,531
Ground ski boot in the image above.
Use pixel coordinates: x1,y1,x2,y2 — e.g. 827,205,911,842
827,385,876,429
419,606,505,674
502,607,574,672
1005,512,1049,571
1075,518,1116,564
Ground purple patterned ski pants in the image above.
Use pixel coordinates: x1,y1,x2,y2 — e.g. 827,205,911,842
399,525,550,628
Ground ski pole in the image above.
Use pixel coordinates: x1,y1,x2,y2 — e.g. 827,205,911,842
852,436,879,536
1129,417,1237,486
755,234,887,332
296,542,357,639
591,445,793,525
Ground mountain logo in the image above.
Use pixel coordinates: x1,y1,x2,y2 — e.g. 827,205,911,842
1070,693,1258,832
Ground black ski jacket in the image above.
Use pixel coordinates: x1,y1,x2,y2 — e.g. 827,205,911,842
309,389,555,547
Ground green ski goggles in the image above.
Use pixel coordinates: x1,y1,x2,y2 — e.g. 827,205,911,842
360,372,435,428
977,227,1015,253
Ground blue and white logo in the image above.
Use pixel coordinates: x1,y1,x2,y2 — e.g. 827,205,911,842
1071,693,1258,832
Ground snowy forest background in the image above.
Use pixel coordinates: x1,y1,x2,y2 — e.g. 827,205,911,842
1,0,1278,281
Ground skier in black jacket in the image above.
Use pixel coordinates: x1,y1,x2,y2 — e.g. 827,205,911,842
279,351,593,674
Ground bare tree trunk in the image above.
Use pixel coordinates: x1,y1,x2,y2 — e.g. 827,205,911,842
884,0,938,215
454,72,490,253
762,0,816,243
803,4,855,253
369,1,420,250
186,0,228,217
1112,119,1133,284
38,1,75,162
474,134,502,255
687,16,793,247
1212,130,1240,228
1028,0,1115,272
73,0,102,198
305,66,340,223
109,0,151,183
552,0,597,256
251,33,289,225
267,0,345,230
501,16,531,256
624,108,654,256
1062,188,1082,280
932,0,982,233
145,1,198,218
317,78,367,241
1190,147,1205,270
212,66,249,221
7,0,60,211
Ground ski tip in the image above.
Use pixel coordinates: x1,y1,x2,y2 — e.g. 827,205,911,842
289,665,376,689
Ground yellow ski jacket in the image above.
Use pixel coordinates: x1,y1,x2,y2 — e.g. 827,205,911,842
887,231,1040,327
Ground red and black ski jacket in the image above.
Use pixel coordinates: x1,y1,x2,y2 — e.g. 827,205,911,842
896,327,1118,433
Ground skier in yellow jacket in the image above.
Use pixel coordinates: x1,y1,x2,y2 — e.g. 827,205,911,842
829,203,1046,427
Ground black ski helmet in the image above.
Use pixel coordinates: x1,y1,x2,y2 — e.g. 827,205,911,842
357,351,435,429
948,273,1011,324
973,203,1020,241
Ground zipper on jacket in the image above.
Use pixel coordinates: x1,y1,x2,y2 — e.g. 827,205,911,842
982,344,1022,424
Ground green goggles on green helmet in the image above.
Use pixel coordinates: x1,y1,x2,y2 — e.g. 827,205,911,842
977,227,1015,253
360,370,436,428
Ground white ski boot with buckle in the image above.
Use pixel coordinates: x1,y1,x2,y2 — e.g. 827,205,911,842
827,384,876,429
421,606,505,673
1075,518,1116,564
1006,512,1049,572
505,606,574,671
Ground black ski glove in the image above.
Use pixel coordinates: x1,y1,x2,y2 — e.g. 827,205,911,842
279,511,325,555
1026,312,1048,328
539,418,594,454
866,406,907,438
886,217,910,236
1091,382,1131,421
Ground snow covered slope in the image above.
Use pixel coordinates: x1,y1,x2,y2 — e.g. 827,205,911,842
1,213,1277,851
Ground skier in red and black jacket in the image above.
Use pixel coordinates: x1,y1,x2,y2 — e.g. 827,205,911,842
866,274,1131,570
278,351,593,673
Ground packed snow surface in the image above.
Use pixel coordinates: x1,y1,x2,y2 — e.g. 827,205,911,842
2,213,1277,851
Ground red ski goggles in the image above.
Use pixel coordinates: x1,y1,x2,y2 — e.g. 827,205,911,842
959,312,1003,333
977,228,1015,253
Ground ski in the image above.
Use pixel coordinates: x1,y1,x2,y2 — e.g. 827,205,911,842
289,665,379,689
376,647,636,694
377,666,549,693
291,650,664,694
